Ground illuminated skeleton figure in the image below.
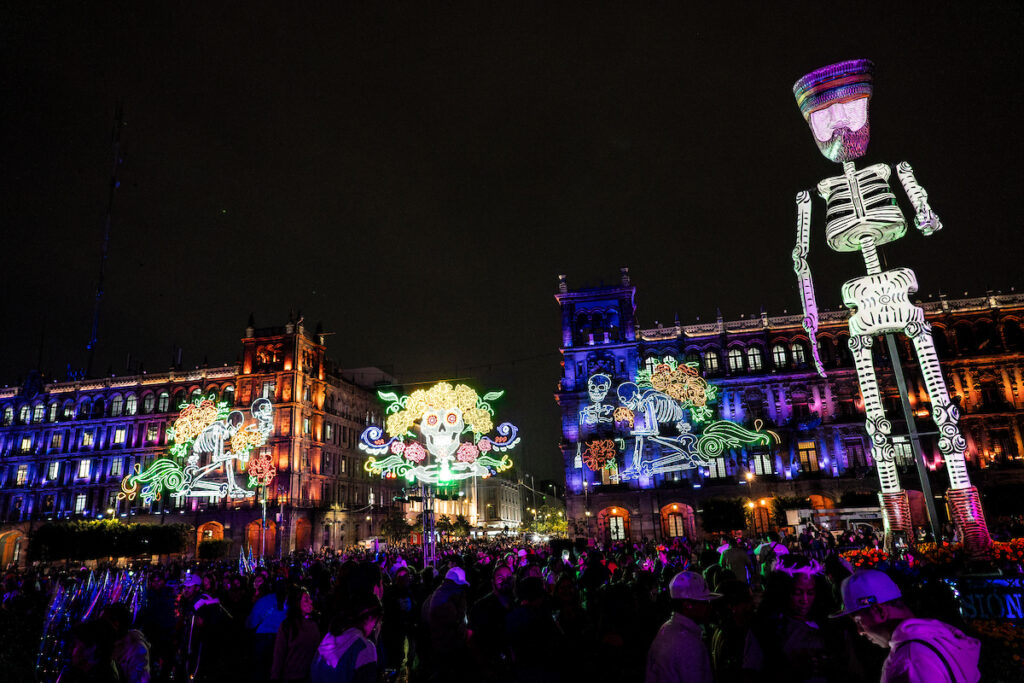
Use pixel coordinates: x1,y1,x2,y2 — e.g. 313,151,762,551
617,382,700,474
185,398,273,499
579,373,614,426
792,59,990,552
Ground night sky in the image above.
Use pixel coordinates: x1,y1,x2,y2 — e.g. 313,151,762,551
2,3,1022,483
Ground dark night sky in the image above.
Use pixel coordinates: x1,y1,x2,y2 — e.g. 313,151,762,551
2,2,1022,483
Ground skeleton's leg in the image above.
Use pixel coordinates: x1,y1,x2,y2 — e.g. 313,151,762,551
849,334,912,540
906,322,992,553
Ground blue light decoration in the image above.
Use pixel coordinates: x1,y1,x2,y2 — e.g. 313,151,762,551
576,358,779,480
360,382,519,485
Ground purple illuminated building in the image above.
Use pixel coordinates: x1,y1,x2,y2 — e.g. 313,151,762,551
556,270,1024,545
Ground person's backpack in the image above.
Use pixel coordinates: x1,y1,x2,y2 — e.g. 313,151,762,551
759,542,779,575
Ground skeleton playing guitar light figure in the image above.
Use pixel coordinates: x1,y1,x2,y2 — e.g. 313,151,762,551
791,59,991,553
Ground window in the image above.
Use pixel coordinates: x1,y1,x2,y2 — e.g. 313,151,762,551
75,493,87,514
82,430,95,448
703,350,719,373
792,402,811,421
223,386,235,405
43,495,55,513
304,417,311,435
191,388,203,400
325,423,333,441
16,465,28,486
50,432,62,450
797,440,819,472
48,403,58,422
791,342,807,367
304,385,311,402
845,439,868,468
685,352,700,366
2,406,11,425
157,391,170,412
20,405,30,423
340,458,346,474
20,436,32,453
608,515,625,541
262,381,276,399
747,347,763,371
772,344,787,368
751,447,774,475
33,404,45,422
301,449,309,469
111,395,123,416
77,401,91,418
78,459,91,478
728,348,744,372
110,458,122,477
48,461,59,480
143,394,156,414
893,438,915,467
125,395,138,416
644,357,660,375
666,513,686,538
147,424,159,443
705,457,729,478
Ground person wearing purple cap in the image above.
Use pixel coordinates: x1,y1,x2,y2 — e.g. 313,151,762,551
832,570,980,682
645,571,720,683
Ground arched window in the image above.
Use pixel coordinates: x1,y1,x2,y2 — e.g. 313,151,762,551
685,351,700,367
110,395,124,417
790,342,807,367
1003,320,1024,351
142,393,155,414
746,347,763,371
125,394,138,416
33,404,46,422
91,399,105,418
644,356,660,375
77,400,91,419
190,388,203,401
1,406,11,426
19,404,31,423
703,350,720,373
772,344,787,368
172,390,186,409
63,400,75,419
222,385,235,406
157,391,170,412
727,348,744,372
48,402,58,422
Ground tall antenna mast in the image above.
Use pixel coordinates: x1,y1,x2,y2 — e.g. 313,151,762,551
85,103,125,377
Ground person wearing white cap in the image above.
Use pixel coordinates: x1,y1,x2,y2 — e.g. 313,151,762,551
832,569,980,682
645,571,720,683
420,565,471,680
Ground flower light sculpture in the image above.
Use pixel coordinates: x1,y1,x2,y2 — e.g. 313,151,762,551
360,382,518,485
119,397,274,503
790,59,991,553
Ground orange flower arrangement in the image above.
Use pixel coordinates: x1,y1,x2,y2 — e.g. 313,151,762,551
840,548,889,568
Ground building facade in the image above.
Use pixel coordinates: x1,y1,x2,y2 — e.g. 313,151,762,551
555,269,1024,545
0,319,402,565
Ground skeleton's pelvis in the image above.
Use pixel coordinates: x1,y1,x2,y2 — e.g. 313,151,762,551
842,268,924,336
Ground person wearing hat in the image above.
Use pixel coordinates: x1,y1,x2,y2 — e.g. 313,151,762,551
645,571,720,683
832,570,980,682
311,593,382,683
420,566,471,680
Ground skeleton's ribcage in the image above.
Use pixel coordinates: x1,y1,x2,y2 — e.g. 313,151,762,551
650,396,684,425
192,425,227,455
820,166,907,252
842,268,924,336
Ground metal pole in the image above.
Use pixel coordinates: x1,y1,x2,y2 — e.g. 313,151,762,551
884,333,942,541
261,486,267,558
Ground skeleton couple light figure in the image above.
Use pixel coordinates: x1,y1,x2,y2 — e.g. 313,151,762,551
577,359,778,480
360,382,518,485
791,59,991,552
119,397,275,503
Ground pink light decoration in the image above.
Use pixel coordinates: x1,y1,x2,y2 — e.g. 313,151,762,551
478,438,492,453
404,442,427,463
390,440,406,455
456,442,479,463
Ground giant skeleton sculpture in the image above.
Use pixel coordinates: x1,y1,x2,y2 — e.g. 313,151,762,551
791,59,991,553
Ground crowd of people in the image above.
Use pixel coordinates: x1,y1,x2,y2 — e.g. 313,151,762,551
0,524,1007,683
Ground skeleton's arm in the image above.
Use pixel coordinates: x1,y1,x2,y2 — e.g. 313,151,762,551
896,162,942,236
793,191,826,378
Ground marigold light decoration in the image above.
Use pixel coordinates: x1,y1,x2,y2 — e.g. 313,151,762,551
636,357,717,423
360,381,518,484
119,398,274,503
581,439,617,471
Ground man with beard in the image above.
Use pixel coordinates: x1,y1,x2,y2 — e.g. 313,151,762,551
790,59,992,555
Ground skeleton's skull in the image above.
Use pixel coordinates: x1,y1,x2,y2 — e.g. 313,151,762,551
420,407,464,460
588,374,612,403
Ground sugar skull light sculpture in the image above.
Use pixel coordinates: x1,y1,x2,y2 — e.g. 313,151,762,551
790,59,990,553
360,381,518,485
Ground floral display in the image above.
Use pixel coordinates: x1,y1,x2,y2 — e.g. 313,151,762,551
840,547,889,569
